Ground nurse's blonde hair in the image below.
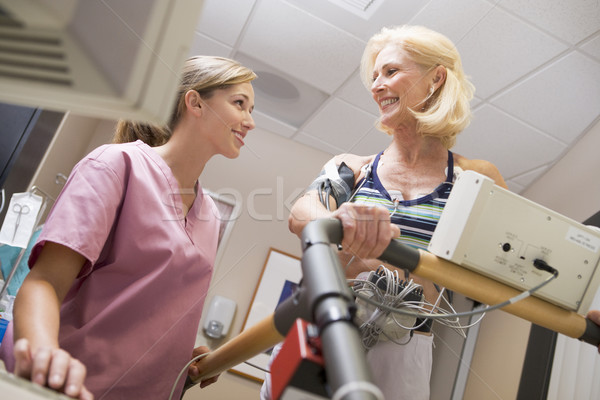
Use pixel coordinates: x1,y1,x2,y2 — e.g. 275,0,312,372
113,56,256,146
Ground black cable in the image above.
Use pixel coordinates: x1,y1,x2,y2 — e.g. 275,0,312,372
533,258,559,277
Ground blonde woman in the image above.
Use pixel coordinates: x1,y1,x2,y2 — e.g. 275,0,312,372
288,26,506,400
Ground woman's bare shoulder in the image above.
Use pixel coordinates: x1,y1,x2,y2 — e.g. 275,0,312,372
454,153,507,188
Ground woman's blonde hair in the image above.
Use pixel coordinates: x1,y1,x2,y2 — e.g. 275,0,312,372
113,56,257,146
360,25,474,149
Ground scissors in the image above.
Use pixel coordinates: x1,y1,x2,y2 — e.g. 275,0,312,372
12,202,31,242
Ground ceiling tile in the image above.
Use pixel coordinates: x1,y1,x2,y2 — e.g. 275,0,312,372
348,126,392,156
252,111,297,138
300,98,376,152
335,70,379,116
492,51,600,143
505,180,525,194
457,7,568,98
471,96,483,109
234,52,329,128
499,0,600,45
195,0,257,46
453,105,566,179
581,33,600,61
189,33,233,58
284,0,426,41
510,164,550,188
294,132,344,156
238,0,366,93
409,0,497,45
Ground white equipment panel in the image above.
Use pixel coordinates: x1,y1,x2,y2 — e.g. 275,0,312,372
0,370,72,399
428,171,600,314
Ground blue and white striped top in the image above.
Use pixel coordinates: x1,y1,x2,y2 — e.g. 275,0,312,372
351,151,455,251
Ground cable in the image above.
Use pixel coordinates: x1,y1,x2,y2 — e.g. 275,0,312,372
351,258,560,348
168,352,209,400
179,264,558,396
352,262,499,347
351,262,559,322
353,267,429,348
244,360,270,373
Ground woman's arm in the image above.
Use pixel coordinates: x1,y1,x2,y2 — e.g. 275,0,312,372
288,154,399,260
13,241,94,400
289,153,374,235
288,190,335,236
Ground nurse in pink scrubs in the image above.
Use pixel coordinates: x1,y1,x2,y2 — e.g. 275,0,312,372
5,56,256,400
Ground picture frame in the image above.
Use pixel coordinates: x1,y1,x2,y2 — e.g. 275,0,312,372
229,248,302,382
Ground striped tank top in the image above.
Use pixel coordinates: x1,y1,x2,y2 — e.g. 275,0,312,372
351,151,455,251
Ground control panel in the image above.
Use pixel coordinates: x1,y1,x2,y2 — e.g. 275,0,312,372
428,171,600,313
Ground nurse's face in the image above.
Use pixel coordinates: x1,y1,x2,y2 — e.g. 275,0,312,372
200,82,255,159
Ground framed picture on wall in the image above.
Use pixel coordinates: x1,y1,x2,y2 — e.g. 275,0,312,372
229,248,302,382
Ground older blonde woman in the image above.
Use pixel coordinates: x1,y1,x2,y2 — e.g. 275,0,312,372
288,25,506,400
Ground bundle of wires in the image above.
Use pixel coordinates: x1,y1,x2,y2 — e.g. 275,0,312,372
351,265,484,349
352,266,425,349
350,260,560,350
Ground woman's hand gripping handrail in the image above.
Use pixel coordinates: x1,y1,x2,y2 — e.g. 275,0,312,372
193,218,381,399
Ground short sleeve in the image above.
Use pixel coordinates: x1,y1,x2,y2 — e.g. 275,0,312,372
29,156,125,275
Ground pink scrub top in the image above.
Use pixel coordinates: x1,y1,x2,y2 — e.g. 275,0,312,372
29,140,219,399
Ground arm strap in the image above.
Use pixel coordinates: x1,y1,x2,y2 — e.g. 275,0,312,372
306,159,355,210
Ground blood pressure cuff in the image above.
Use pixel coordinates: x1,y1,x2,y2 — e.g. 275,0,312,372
306,159,355,209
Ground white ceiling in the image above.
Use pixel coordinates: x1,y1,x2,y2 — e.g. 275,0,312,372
189,0,600,193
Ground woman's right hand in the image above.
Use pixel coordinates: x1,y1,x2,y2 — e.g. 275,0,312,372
332,202,400,260
586,310,600,354
13,338,94,400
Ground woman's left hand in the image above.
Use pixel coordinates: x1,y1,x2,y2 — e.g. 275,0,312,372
187,346,219,388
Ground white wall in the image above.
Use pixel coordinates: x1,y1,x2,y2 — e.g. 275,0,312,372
187,125,331,399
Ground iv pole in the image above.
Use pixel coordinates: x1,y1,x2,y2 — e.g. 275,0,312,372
192,218,600,397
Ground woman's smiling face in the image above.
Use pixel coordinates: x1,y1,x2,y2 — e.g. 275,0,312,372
370,45,431,129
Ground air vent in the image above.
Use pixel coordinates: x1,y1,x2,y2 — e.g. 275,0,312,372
0,4,22,28
327,0,381,19
0,26,72,86
0,0,204,124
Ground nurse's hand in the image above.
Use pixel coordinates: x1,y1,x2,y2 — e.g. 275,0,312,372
13,338,94,400
187,346,219,388
332,202,400,260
